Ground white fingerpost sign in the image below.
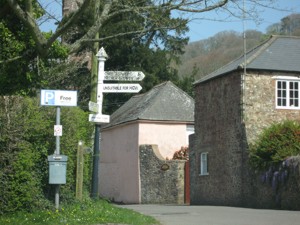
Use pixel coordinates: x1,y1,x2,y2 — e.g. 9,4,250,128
89,114,110,123
88,47,145,125
104,71,145,81
88,101,99,113
89,47,145,199
101,83,142,93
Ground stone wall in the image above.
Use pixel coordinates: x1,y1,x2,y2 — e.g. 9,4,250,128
241,155,300,210
243,71,300,144
139,145,186,204
242,72,300,209
244,72,300,143
191,70,300,209
191,72,245,206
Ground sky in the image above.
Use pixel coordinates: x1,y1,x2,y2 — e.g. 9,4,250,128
186,0,300,42
40,0,300,43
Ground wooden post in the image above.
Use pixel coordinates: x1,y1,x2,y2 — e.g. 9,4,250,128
76,141,84,200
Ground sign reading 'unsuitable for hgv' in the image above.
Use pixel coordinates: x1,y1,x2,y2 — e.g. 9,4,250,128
40,90,77,106
101,84,142,93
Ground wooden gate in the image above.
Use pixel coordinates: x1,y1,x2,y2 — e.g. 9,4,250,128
185,161,190,204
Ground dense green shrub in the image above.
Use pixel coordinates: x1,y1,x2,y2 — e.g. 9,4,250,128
249,120,300,170
0,96,93,214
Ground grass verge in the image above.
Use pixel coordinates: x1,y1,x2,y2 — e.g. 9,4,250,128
0,199,160,225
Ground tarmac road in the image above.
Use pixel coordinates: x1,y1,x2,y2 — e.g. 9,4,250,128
118,204,300,225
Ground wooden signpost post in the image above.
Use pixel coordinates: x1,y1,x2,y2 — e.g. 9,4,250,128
89,47,145,198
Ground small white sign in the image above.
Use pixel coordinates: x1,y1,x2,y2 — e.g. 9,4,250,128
89,114,110,123
40,90,77,106
101,84,142,93
88,101,99,113
54,125,62,136
104,71,145,81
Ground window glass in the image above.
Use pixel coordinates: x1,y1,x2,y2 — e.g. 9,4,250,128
276,80,300,109
200,153,208,175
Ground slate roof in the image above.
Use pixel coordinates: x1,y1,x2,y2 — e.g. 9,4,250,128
102,81,194,129
194,35,300,85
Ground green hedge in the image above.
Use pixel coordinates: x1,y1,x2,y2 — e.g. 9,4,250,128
249,120,300,170
0,96,93,214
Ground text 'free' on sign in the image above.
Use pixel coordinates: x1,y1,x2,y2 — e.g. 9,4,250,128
40,90,78,107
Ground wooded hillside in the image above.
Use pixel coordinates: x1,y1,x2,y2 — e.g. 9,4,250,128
177,13,300,80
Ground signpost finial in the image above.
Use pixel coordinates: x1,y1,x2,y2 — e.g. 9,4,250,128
96,47,108,59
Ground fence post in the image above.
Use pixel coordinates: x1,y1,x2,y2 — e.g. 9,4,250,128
76,141,84,200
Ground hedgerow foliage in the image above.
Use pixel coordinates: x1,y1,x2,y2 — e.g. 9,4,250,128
249,120,300,170
0,96,93,214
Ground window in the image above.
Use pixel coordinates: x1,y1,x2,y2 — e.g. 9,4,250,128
276,78,300,109
200,152,208,175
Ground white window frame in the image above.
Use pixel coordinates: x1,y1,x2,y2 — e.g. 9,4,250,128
274,76,300,110
199,152,209,176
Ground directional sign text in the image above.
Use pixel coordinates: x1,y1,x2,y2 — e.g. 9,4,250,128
89,114,110,123
104,71,145,81
101,84,142,93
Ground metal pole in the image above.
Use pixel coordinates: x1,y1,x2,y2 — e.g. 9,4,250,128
91,124,101,198
56,106,61,155
55,185,60,209
55,106,61,209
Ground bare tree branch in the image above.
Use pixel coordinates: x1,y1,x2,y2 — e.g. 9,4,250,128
4,0,279,59
47,0,92,48
6,0,48,56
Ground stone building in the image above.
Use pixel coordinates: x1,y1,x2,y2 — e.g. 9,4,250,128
99,81,194,204
190,35,300,209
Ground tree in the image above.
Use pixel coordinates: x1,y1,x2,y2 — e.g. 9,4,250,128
176,30,264,80
3,0,279,61
1,0,281,97
0,0,69,95
266,13,300,36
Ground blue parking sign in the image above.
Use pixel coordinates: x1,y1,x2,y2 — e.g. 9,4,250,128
44,90,55,105
40,90,77,106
